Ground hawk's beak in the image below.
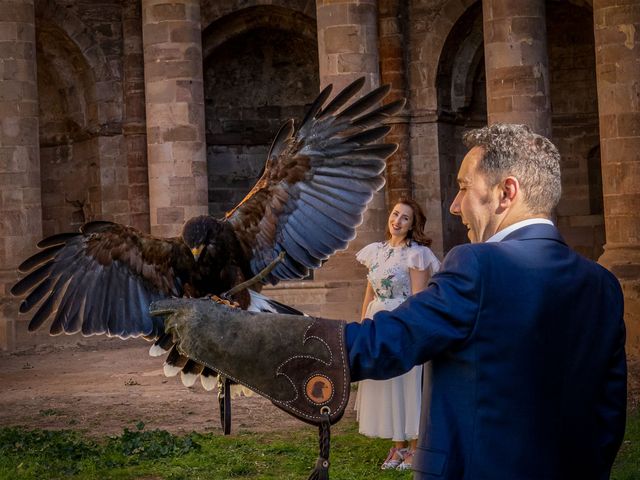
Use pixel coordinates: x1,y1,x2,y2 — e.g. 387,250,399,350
191,245,204,261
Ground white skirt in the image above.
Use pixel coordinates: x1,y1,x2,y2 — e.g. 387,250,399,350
355,299,423,441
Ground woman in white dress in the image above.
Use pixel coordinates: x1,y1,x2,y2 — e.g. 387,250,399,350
355,197,440,471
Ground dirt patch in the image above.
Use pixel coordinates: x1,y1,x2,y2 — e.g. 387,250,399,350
0,340,636,438
0,339,356,437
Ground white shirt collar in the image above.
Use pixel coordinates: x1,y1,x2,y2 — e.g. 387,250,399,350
485,218,554,243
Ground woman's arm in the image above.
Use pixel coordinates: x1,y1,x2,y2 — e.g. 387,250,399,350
409,267,430,295
360,281,375,322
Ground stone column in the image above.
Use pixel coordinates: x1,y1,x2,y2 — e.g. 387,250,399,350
311,0,385,319
142,0,208,237
482,0,552,137
0,0,41,350
123,0,150,233
379,0,411,207
316,0,380,92
593,0,640,359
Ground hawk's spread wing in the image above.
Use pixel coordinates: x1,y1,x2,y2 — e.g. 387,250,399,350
10,221,194,339
225,77,404,284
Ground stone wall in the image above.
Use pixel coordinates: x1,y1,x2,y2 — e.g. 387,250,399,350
0,0,42,350
203,19,319,217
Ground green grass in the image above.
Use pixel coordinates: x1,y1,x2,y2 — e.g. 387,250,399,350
613,409,640,480
0,413,638,480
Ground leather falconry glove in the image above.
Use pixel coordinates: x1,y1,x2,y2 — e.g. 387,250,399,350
150,297,350,480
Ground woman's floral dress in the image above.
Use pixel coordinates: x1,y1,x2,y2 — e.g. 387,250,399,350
355,241,440,441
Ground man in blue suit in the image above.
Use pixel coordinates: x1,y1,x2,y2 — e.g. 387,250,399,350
154,123,626,479
346,123,627,478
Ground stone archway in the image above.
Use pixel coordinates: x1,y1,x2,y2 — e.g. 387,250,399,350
435,1,487,253
34,0,135,235
202,6,319,217
35,20,102,235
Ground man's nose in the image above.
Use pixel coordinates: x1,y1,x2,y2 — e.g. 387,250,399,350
450,192,461,216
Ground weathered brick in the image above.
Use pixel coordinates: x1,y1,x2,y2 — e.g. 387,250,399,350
148,3,186,23
324,26,363,55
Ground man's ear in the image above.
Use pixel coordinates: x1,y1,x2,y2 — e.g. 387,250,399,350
499,177,519,206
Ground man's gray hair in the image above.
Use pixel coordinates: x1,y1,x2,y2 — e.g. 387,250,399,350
463,123,562,215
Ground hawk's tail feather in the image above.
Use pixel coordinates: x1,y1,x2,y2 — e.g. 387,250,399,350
200,367,217,391
149,332,173,357
180,359,204,387
163,345,187,377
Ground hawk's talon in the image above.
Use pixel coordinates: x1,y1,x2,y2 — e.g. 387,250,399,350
207,294,240,308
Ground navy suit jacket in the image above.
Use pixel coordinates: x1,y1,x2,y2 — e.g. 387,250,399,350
346,224,627,480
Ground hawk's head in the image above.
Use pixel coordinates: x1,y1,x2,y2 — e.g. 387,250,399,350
182,216,223,262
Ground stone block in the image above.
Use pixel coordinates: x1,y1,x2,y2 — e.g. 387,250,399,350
0,79,22,101
603,137,640,164
156,206,184,225
145,79,177,103
2,188,22,209
598,113,618,138
606,193,640,216
510,16,545,39
381,57,403,74
146,100,190,127
324,25,363,55
162,125,199,142
145,58,200,80
0,2,33,23
617,112,640,137
188,102,205,127
603,4,640,27
170,24,200,44
169,188,196,207
148,3,186,22
144,44,183,63
0,22,17,42
486,41,528,69
127,166,149,185
129,212,150,233
489,95,513,114
191,160,207,178
488,0,544,20
512,93,549,113
347,2,377,26
142,22,169,46
129,182,149,205
484,18,511,43
602,161,640,194
337,52,377,74
176,79,204,103
151,222,182,237
379,16,400,36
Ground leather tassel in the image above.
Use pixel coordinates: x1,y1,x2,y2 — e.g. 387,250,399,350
307,413,331,480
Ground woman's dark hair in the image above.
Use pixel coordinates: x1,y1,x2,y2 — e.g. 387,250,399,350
385,197,432,247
